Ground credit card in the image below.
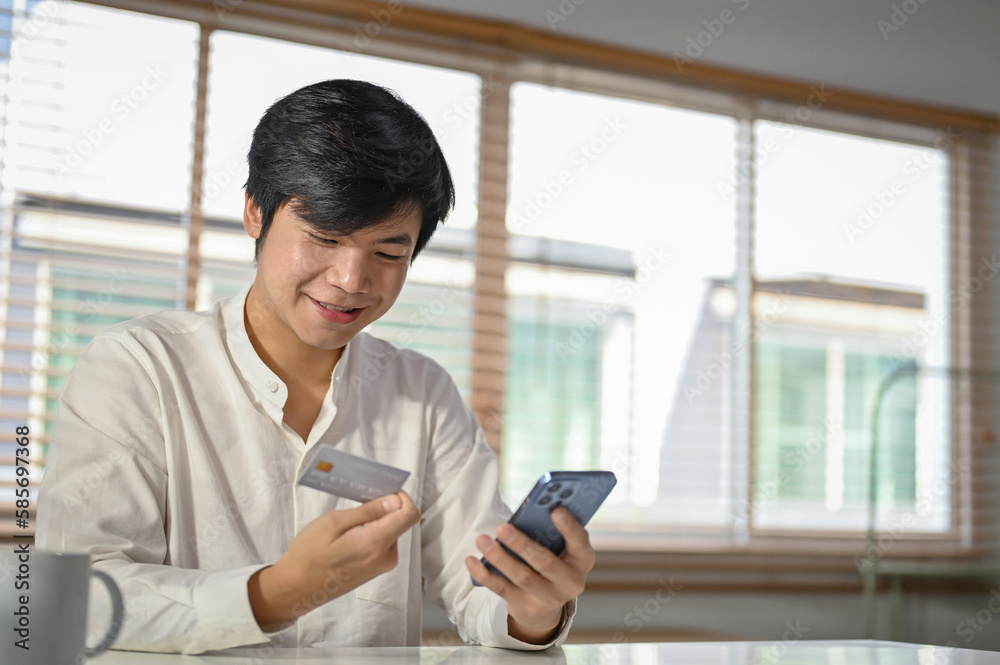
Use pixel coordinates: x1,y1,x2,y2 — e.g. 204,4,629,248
297,445,410,503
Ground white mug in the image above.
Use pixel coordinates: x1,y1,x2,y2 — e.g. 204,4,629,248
1,548,123,665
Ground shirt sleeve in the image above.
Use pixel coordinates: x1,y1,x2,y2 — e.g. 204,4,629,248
416,372,577,650
35,332,275,654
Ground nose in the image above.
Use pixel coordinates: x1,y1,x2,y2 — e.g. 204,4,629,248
325,248,370,294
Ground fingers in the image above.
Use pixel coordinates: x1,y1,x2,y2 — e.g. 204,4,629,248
351,491,420,541
466,532,564,611
269,492,419,620
312,491,418,550
492,525,563,583
464,541,522,599
472,510,594,600
549,507,596,571
337,490,413,529
381,491,421,531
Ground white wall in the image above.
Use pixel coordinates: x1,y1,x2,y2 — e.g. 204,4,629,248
407,0,1000,117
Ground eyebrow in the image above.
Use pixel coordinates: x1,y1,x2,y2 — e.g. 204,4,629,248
373,233,416,247
302,222,416,247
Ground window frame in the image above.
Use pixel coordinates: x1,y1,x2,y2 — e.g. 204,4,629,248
2,0,997,561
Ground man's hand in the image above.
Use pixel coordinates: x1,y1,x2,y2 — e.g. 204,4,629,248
465,507,595,644
249,491,420,628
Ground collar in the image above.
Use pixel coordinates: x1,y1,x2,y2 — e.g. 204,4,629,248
223,283,288,413
222,283,356,422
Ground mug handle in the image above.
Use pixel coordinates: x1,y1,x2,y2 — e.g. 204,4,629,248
85,569,124,658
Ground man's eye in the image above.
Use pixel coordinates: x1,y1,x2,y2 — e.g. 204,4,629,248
309,234,337,245
378,252,406,260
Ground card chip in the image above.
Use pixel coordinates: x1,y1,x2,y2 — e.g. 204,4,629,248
315,461,333,473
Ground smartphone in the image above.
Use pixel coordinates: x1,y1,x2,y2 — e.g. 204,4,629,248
474,470,617,585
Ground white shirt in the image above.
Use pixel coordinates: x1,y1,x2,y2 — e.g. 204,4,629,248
37,285,574,654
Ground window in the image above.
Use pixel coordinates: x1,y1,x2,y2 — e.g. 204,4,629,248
1,0,198,537
503,82,738,526
749,123,953,534
0,0,996,554
501,82,969,545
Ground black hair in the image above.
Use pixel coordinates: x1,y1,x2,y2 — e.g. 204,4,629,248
244,79,455,261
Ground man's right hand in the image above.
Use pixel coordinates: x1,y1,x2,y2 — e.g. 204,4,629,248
248,491,420,628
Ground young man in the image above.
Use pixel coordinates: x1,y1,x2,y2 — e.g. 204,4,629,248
36,80,595,653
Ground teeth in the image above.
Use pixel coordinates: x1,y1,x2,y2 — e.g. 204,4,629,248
320,302,354,313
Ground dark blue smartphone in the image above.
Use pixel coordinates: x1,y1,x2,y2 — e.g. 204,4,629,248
473,470,617,585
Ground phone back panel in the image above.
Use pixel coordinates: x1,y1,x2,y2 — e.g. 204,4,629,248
509,471,617,555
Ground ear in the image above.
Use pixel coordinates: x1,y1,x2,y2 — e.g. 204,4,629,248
243,192,263,240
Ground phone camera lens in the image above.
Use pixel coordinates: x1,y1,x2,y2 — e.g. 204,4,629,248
547,483,561,493
539,495,552,505
559,489,573,499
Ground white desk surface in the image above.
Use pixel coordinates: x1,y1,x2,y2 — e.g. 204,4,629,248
90,640,1000,664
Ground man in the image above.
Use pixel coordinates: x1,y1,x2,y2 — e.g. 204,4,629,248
37,79,594,653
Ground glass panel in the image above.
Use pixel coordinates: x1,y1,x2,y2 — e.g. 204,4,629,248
2,1,198,210
0,2,197,537
366,258,475,397
752,123,950,531
504,295,626,496
504,82,738,526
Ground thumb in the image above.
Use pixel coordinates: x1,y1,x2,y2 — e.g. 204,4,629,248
338,493,403,531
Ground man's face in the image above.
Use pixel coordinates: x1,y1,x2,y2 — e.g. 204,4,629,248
244,195,420,353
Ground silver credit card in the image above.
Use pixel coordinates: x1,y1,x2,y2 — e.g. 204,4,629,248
297,445,410,503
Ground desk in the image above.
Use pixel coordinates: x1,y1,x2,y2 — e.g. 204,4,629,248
91,640,1000,664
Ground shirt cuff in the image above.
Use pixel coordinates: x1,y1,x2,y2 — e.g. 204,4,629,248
480,597,577,650
188,564,277,653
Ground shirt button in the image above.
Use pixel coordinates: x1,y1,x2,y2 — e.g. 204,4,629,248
266,380,279,393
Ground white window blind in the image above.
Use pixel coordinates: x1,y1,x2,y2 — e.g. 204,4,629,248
0,0,996,559
503,81,740,526
500,78,999,555
0,0,199,538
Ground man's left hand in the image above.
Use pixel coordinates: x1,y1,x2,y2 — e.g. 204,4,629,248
465,507,594,644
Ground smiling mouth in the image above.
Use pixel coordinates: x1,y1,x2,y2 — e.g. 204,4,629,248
317,301,357,313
